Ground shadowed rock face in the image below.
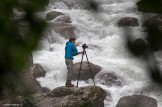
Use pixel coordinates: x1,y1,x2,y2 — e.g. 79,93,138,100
117,17,139,27
70,61,102,80
116,95,158,107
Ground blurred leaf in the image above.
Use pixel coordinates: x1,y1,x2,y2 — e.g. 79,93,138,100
137,0,162,13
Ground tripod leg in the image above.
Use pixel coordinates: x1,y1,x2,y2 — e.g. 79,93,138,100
85,51,95,86
76,50,85,87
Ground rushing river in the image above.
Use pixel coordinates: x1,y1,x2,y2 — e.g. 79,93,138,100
33,0,162,106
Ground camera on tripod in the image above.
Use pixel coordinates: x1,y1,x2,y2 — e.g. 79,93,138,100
82,44,88,50
77,43,95,87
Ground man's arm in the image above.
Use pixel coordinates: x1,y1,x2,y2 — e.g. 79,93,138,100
71,43,79,56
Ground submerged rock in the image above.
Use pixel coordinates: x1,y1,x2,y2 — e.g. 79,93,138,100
47,22,76,39
97,72,124,87
71,61,102,80
116,95,158,107
55,15,72,23
50,0,98,10
117,17,139,27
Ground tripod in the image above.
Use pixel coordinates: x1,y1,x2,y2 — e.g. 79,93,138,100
76,48,95,87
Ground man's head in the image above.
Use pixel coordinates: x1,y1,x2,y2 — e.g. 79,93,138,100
69,38,76,44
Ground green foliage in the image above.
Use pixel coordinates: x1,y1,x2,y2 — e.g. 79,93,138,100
137,0,162,13
0,0,47,98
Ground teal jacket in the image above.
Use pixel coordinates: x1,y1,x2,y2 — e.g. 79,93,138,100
65,42,79,59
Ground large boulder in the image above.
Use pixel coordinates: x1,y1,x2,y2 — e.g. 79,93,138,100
1,86,108,107
71,61,102,80
117,17,139,27
31,64,46,78
116,95,158,107
30,86,108,107
46,11,64,21
97,72,124,87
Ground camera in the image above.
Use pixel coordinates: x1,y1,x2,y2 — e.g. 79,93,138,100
82,44,88,49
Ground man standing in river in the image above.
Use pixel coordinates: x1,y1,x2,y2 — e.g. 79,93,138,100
65,38,83,87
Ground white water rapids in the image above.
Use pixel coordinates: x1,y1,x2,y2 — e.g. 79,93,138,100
33,0,162,106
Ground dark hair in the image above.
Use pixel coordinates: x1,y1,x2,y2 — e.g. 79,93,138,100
69,38,76,42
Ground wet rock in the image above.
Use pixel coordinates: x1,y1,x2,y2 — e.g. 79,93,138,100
32,64,46,78
31,86,108,107
97,72,124,87
71,61,102,80
55,15,71,23
136,84,162,95
117,17,139,27
116,95,158,107
46,11,64,21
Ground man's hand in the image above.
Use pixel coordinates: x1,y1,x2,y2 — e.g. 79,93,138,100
75,42,80,47
79,51,85,55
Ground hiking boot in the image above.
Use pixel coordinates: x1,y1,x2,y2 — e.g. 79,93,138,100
65,82,74,87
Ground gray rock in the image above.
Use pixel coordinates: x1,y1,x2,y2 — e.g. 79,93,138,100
71,61,102,80
32,64,46,78
116,95,158,107
117,17,139,27
55,15,72,23
46,11,64,21
97,72,124,87
31,86,108,107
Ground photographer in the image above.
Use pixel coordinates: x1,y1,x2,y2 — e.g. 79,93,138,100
65,38,83,87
